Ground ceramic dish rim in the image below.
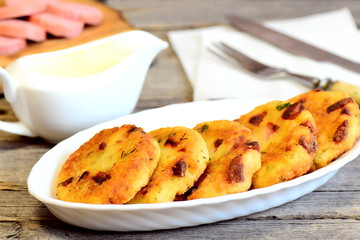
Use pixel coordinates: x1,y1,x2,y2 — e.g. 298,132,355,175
27,98,360,211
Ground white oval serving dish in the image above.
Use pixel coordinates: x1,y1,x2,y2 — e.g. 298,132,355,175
27,98,360,231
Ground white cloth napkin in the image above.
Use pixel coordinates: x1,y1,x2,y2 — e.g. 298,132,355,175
168,8,360,101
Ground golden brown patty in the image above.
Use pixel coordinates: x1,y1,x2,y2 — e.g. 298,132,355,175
56,124,161,204
186,120,261,200
236,100,317,188
128,126,210,203
290,90,360,169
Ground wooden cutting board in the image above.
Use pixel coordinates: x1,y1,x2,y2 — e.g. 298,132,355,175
0,0,135,67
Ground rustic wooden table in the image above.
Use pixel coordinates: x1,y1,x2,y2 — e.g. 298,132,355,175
1,0,360,239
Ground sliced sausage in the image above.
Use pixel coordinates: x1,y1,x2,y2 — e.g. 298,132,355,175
0,1,47,20
0,19,46,42
47,1,103,25
29,12,84,39
0,35,26,55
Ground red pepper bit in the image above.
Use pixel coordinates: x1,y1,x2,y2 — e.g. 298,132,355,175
282,102,304,120
228,155,245,183
333,120,348,143
327,98,353,114
172,158,187,177
92,172,111,185
249,111,267,126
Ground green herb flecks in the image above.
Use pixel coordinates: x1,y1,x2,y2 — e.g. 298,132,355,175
276,102,291,111
180,133,188,141
199,124,209,133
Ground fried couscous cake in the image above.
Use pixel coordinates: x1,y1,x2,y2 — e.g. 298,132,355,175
128,126,210,204
56,124,161,204
236,100,317,189
185,120,261,200
290,90,360,170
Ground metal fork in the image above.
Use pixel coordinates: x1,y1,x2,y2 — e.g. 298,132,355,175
209,42,332,90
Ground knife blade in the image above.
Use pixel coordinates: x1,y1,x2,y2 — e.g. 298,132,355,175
227,14,360,74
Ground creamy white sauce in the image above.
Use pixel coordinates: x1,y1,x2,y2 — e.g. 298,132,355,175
30,41,134,77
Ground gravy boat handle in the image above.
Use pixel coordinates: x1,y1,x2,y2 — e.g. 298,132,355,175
0,67,37,137
0,67,17,103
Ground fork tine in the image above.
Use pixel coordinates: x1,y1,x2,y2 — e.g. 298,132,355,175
207,46,242,68
210,42,293,80
215,42,267,71
210,43,255,72
209,44,256,73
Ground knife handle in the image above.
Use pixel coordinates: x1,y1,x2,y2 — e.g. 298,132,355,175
329,81,360,105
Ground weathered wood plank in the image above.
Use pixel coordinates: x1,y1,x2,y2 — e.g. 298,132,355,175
318,157,360,191
1,219,359,239
1,189,359,222
0,148,50,186
108,0,360,29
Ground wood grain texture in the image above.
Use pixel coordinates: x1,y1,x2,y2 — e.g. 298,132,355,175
108,0,360,29
0,0,360,239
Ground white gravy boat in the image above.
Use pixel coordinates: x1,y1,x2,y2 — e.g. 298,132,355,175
0,30,168,143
